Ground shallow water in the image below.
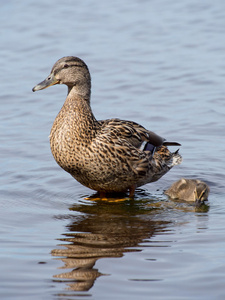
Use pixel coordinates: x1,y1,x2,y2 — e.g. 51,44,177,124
1,0,225,299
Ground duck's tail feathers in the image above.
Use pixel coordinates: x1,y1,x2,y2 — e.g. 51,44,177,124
163,141,181,147
168,150,182,167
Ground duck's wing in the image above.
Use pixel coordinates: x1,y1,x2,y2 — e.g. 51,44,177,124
94,119,151,177
98,118,180,152
94,118,181,179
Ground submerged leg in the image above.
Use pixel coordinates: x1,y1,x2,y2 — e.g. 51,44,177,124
84,191,107,201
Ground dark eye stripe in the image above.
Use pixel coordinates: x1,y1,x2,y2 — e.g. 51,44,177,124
53,67,62,75
53,64,84,75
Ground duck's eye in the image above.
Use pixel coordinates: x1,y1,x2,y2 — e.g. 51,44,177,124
64,64,69,68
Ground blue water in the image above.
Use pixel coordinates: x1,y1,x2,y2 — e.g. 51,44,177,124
1,0,225,299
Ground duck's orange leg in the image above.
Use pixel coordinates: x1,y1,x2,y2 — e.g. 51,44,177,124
99,191,106,199
129,185,136,198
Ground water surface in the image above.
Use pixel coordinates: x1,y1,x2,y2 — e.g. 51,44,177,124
1,0,225,299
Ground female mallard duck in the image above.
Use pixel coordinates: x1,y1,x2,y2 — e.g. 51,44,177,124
32,56,182,197
165,178,210,206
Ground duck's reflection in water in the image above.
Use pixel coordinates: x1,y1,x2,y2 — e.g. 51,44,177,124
51,194,171,291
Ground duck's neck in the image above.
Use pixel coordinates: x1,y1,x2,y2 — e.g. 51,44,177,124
61,85,98,140
65,85,93,116
67,82,91,99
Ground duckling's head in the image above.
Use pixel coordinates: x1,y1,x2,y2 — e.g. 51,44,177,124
32,56,91,97
194,182,210,207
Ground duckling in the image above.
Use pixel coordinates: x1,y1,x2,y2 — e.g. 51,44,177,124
165,178,210,206
32,56,182,197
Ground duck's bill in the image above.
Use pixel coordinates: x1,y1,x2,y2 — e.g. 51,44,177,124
195,198,207,207
32,73,59,92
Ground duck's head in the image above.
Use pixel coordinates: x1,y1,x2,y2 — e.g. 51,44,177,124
194,182,210,207
32,56,91,96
